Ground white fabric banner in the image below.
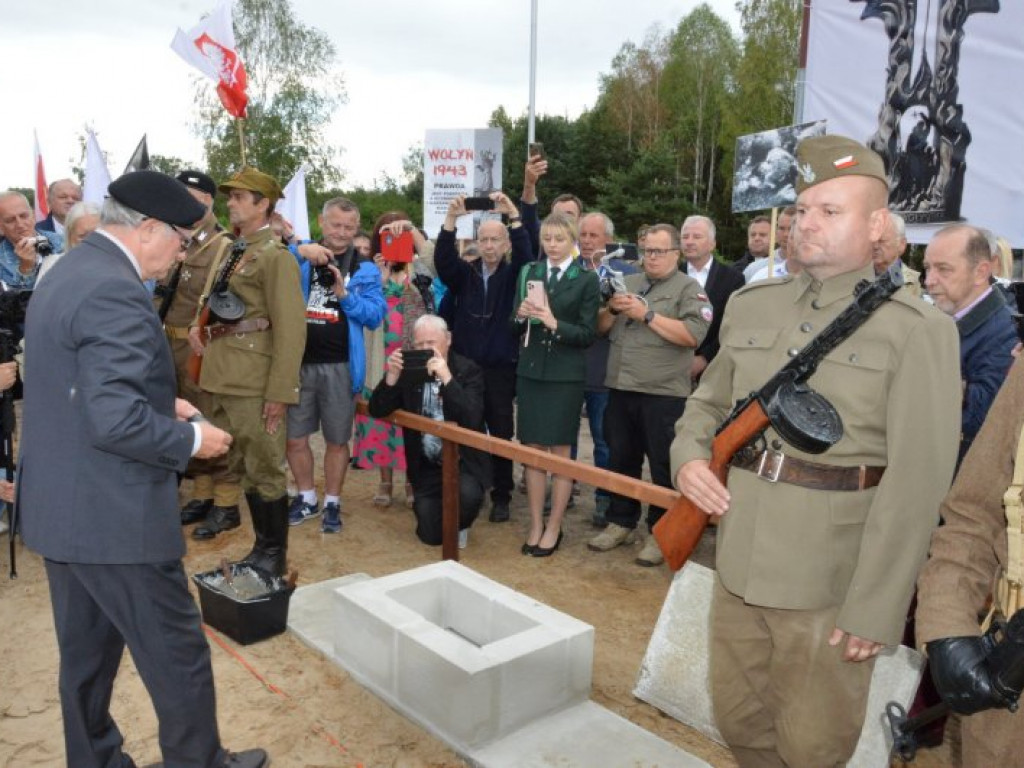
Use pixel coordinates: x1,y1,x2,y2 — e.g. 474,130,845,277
276,165,311,242
82,131,112,206
422,128,503,239
802,1,1024,246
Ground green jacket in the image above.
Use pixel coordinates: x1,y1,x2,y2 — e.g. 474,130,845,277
513,259,600,383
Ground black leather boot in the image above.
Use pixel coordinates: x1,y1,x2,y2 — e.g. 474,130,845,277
191,505,240,540
238,494,288,576
180,498,213,525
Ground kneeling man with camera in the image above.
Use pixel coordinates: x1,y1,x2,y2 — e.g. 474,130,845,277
369,314,490,547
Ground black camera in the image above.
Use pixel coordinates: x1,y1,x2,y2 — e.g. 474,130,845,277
599,271,627,303
34,236,53,257
315,263,336,289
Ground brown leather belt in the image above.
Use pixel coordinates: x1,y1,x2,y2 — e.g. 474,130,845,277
206,318,271,341
163,325,191,340
732,449,885,492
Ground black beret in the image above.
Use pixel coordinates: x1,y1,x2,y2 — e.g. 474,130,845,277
108,170,207,228
176,169,218,198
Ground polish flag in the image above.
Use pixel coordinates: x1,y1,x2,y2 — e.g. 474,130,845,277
171,1,249,119
833,155,858,170
33,131,49,223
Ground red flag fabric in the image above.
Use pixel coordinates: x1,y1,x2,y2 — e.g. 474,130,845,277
33,131,49,223
171,1,249,119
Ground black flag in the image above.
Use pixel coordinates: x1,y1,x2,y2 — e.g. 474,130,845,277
123,135,150,174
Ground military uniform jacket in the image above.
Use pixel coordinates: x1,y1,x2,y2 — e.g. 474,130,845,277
199,226,306,404
917,357,1024,644
158,216,233,328
604,269,711,398
671,265,961,645
513,259,600,383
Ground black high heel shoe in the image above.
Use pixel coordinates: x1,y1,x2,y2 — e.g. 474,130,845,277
521,541,537,555
531,530,563,557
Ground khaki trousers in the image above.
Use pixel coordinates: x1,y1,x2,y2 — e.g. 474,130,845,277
711,577,874,768
207,393,287,500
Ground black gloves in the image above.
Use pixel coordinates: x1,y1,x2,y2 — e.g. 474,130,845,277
927,634,1008,715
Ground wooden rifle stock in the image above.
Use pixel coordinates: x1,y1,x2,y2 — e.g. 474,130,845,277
186,305,210,384
653,401,771,571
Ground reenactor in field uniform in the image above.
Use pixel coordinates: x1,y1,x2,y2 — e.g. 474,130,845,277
188,167,306,576
671,135,961,766
156,170,241,537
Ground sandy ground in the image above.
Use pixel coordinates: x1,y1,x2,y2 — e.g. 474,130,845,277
0,426,953,768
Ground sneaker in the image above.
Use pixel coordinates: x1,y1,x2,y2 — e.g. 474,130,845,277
288,497,320,526
320,501,342,533
587,523,636,552
489,500,510,523
458,529,469,549
635,536,665,567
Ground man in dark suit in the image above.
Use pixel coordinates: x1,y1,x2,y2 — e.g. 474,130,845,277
369,314,490,547
18,171,267,768
37,178,82,236
681,215,745,381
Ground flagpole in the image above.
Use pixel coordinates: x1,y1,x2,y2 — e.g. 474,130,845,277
236,119,247,167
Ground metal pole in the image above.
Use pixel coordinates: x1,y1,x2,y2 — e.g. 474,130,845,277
527,0,538,148
236,119,247,167
793,0,812,123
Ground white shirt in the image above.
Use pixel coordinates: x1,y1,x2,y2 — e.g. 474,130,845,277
686,258,712,288
749,260,789,283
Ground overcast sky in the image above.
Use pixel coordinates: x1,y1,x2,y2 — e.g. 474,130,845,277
3,0,740,190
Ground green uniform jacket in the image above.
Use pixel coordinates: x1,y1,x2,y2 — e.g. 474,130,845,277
605,269,711,398
513,259,600,383
199,226,306,404
671,265,961,645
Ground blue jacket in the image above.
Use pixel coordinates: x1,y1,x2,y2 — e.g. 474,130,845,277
434,224,537,369
296,256,386,395
958,288,1018,464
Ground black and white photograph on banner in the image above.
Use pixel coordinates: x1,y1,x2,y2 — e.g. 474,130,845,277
730,120,827,213
803,0,1024,244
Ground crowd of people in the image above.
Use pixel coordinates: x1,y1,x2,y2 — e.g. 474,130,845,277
3,130,1024,766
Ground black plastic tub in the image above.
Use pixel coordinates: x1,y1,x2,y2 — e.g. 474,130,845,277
192,564,295,645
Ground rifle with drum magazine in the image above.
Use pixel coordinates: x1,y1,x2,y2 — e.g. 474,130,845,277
186,239,247,383
652,264,905,571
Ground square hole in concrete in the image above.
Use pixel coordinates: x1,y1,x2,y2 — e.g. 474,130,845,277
388,577,540,649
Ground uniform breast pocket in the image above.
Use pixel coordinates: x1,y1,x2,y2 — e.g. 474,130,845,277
818,344,890,416
722,327,781,396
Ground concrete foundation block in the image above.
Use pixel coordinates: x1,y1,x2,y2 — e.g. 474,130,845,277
330,560,594,750
634,562,925,768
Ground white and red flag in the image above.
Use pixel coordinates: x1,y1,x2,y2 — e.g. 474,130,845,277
33,130,49,223
171,1,249,119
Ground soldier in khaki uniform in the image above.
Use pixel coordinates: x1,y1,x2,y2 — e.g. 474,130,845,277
916,357,1024,766
156,170,241,534
670,135,961,766
188,167,306,576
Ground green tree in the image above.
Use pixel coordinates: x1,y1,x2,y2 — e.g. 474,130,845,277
195,0,346,190
660,4,739,210
149,155,189,177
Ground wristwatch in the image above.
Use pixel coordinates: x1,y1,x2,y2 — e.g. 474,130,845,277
643,309,656,325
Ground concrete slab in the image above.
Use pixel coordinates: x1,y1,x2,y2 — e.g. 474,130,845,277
288,573,370,656
634,562,925,768
289,566,711,767
468,700,711,768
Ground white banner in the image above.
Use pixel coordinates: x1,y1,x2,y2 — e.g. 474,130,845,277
422,128,503,239
803,1,1024,246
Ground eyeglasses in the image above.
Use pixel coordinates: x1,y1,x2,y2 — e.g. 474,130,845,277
642,247,678,258
159,220,194,252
